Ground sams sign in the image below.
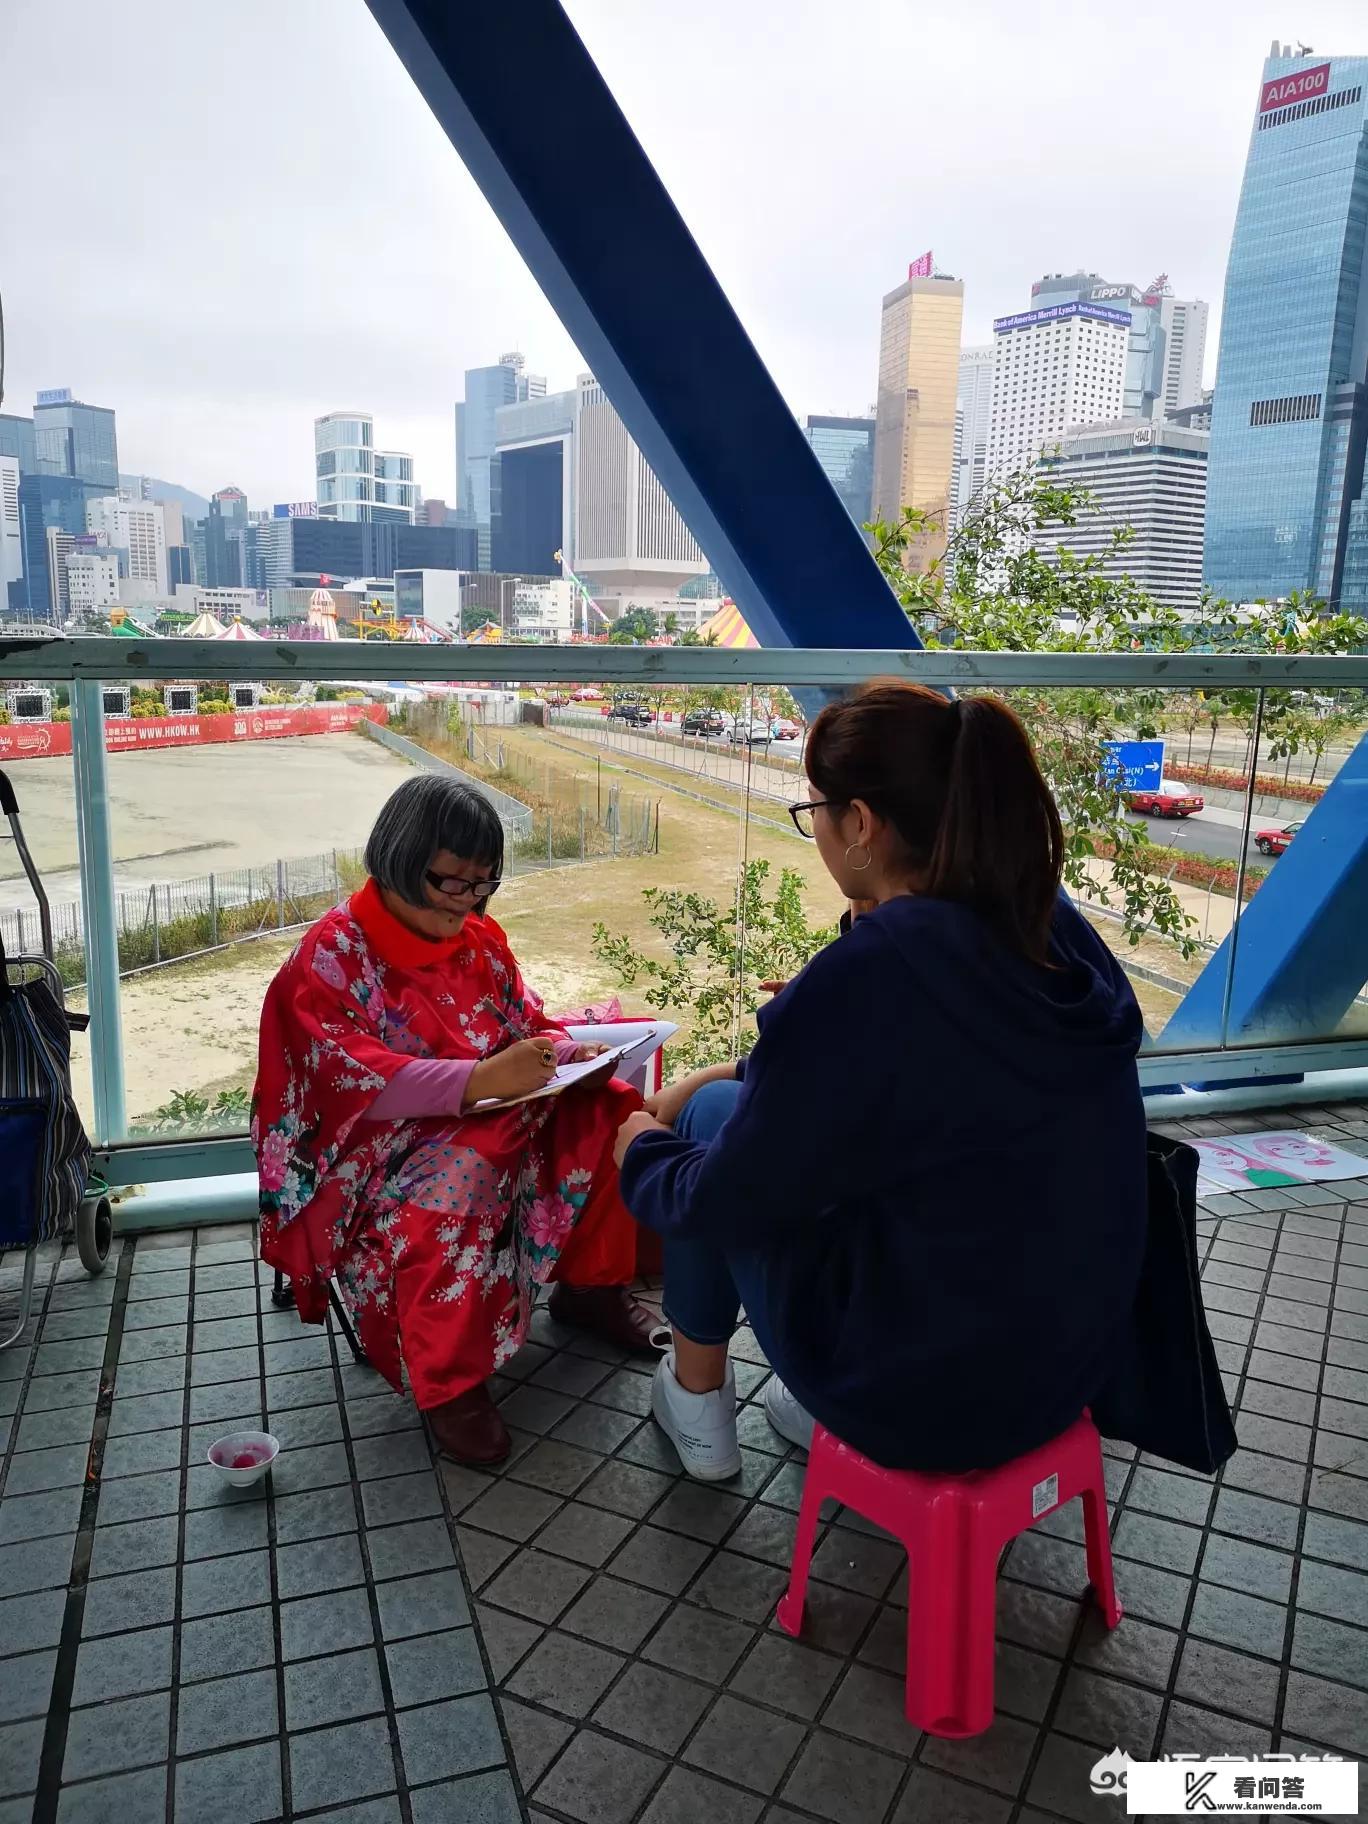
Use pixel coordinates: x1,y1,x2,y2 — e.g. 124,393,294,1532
1260,61,1331,111
1102,740,1164,793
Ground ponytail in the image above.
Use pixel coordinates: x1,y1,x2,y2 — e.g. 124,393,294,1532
806,681,1064,963
925,696,1063,963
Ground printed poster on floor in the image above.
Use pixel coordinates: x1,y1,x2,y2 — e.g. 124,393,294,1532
1193,1130,1368,1197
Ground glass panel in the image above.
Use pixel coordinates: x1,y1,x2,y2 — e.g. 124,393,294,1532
96,679,400,1139
729,672,1284,1060
1223,682,1368,1051
0,706,95,1130
468,676,747,1081
95,671,737,1136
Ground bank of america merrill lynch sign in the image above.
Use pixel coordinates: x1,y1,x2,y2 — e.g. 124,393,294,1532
1260,60,1331,111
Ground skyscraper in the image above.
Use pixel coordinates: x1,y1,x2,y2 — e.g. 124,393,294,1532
32,389,119,490
455,353,546,568
492,390,575,576
985,303,1130,478
1037,420,1209,612
1027,273,1204,422
1205,47,1368,606
205,488,248,587
0,458,23,612
1159,295,1209,415
952,347,995,524
314,414,418,524
574,375,708,594
0,416,36,475
17,476,101,623
804,416,875,533
85,494,169,596
872,270,964,573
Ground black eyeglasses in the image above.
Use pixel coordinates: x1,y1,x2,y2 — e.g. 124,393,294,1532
425,871,501,901
787,800,841,839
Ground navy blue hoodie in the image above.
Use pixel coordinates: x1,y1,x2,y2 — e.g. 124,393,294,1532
620,895,1148,1471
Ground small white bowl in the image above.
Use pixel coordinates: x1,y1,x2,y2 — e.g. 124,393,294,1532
207,1429,280,1487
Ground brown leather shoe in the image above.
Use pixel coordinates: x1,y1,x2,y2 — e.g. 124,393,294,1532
548,1284,670,1356
427,1384,511,1465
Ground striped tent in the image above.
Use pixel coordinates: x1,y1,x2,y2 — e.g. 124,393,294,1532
697,599,757,648
181,611,224,640
218,618,263,641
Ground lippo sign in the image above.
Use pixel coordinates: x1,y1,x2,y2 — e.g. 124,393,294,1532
0,701,385,763
1260,60,1331,111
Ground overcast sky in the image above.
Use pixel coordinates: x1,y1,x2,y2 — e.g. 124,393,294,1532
2,0,1363,507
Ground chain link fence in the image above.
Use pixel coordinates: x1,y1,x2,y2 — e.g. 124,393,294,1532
0,848,370,989
397,701,658,858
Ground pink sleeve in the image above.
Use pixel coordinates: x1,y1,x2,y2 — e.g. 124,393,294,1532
364,1056,478,1121
553,1038,580,1064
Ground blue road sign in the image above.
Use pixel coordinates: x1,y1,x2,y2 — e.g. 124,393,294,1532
1101,740,1164,792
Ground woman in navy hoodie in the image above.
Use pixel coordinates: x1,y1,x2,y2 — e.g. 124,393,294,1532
614,680,1148,1482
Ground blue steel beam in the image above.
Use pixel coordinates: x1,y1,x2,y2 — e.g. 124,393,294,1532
362,0,919,655
1161,730,1368,1053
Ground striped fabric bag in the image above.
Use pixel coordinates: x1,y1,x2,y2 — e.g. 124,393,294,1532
0,947,91,1251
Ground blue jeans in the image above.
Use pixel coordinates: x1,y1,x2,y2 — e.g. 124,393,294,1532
660,1078,764,1347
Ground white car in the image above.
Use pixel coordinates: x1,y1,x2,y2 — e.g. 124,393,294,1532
726,719,772,745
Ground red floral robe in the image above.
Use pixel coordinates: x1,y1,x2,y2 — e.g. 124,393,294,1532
252,879,640,1407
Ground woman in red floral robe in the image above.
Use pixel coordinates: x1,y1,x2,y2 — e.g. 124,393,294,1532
253,775,662,1463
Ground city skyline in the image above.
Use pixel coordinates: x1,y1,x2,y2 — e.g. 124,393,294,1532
4,0,1361,508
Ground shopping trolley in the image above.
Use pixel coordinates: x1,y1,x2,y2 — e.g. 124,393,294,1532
1,765,113,1350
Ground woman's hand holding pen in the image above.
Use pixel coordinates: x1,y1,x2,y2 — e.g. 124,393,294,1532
467,1039,559,1103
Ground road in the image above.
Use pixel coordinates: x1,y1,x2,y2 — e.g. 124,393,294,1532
1129,803,1281,869
549,711,806,806
551,712,1293,870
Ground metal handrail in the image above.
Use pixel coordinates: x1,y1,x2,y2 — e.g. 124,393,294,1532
1,636,1368,691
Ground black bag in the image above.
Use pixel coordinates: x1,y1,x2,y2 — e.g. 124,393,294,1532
1091,1132,1238,1475
0,929,91,1251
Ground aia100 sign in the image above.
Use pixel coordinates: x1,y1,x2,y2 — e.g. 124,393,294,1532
1260,61,1331,111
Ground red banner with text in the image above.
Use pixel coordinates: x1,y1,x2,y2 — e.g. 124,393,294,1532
0,702,385,763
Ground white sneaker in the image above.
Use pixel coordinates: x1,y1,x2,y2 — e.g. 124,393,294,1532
652,1351,741,1481
763,1376,815,1452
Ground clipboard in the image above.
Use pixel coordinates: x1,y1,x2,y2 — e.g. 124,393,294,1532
469,1043,631,1111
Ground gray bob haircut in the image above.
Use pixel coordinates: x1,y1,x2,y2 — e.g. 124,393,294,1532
364,774,505,906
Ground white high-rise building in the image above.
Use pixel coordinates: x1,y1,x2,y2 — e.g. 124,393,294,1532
985,303,1130,479
66,550,121,620
952,345,995,525
573,375,708,593
314,413,419,523
45,528,77,619
0,458,22,609
1037,419,1209,612
1159,296,1209,415
85,493,169,595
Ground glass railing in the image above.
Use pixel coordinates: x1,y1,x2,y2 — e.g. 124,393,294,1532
2,640,1366,1178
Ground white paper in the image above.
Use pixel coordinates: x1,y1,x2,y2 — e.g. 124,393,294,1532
1193,1130,1368,1193
563,1019,679,1079
470,1043,631,1111
470,1019,680,1110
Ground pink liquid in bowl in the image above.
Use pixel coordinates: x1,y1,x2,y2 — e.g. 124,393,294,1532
211,1442,272,1469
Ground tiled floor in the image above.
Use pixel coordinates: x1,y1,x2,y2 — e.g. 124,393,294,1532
3,1101,1368,1824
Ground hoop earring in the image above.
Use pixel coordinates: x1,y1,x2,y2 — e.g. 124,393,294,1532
845,843,872,872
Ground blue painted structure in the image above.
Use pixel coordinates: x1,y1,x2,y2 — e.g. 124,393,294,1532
1162,731,1368,1052
362,0,917,655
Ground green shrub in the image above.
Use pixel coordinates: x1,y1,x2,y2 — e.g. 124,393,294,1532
131,1086,250,1136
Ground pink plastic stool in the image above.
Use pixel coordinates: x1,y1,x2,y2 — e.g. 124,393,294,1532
776,1412,1122,1739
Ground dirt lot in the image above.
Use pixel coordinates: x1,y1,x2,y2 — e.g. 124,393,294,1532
1,732,414,905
